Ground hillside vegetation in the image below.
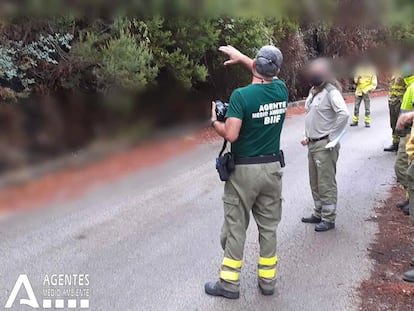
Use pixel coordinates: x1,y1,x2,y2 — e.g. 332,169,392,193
0,0,413,171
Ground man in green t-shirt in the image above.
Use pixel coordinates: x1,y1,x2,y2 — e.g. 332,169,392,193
205,45,288,299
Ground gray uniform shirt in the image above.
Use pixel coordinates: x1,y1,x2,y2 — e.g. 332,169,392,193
304,84,350,140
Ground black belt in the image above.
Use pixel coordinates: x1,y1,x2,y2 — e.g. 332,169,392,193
234,152,282,165
308,135,329,142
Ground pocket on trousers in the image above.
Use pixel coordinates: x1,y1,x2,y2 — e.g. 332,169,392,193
223,194,240,206
276,198,283,222
222,194,240,221
268,162,283,178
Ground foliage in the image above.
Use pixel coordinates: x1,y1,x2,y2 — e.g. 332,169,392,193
1,12,405,104
208,17,274,94
3,11,408,102
388,24,414,46
2,5,414,170
0,32,73,95
101,34,157,92
71,18,158,95
144,16,218,88
219,17,273,56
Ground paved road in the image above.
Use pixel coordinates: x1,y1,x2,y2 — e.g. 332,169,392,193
0,96,397,311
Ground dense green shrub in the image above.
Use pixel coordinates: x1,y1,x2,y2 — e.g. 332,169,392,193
144,16,218,89
71,18,158,94
101,34,157,92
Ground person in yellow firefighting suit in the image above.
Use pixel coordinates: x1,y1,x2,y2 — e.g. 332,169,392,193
350,63,378,128
395,57,414,281
384,74,407,152
395,59,414,215
396,114,414,282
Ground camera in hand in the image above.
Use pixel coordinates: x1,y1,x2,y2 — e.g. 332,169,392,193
215,100,229,122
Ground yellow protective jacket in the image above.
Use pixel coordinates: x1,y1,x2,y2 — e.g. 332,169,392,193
403,76,414,164
354,67,378,96
389,74,407,100
400,75,414,113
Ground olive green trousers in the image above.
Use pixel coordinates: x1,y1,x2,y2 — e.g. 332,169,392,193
407,163,414,226
353,93,371,124
219,161,282,293
395,136,409,189
308,139,340,223
389,98,402,144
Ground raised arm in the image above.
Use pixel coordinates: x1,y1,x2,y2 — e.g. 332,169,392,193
218,45,254,71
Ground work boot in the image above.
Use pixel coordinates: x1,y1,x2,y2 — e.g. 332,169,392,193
384,143,399,152
258,284,274,296
403,270,414,283
396,200,409,209
365,123,371,128
301,215,321,224
402,204,410,215
204,282,239,299
315,221,335,232
350,122,358,127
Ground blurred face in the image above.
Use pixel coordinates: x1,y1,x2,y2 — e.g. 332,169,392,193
307,61,328,87
401,61,414,78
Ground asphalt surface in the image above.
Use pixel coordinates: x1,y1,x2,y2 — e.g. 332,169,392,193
0,96,397,311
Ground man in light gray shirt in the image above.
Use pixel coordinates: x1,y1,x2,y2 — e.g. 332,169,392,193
300,58,349,232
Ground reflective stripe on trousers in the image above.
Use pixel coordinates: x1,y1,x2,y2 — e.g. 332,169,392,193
258,256,278,279
220,257,242,283
353,93,371,123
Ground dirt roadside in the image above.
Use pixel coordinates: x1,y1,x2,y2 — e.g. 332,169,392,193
359,185,414,311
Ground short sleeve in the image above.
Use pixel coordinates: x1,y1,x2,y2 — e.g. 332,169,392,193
226,90,244,120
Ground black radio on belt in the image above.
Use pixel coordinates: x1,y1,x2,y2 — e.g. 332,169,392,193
215,140,235,182
216,152,235,182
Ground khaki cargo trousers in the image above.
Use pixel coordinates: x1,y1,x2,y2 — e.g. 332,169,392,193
308,140,340,223
219,161,282,293
395,136,409,189
407,163,414,226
